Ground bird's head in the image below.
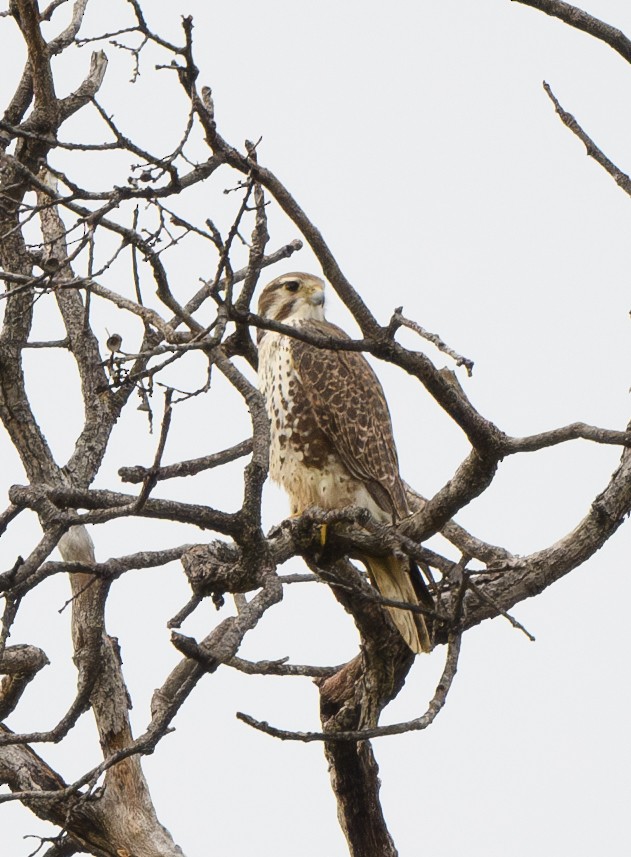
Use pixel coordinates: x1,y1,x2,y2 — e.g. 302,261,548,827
257,272,325,325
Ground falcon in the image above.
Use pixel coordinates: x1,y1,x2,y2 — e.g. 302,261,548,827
257,272,431,654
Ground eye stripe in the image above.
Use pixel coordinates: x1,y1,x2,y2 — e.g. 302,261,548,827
275,299,296,321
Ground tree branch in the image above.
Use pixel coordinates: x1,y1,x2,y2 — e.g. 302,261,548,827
514,0,631,65
543,81,631,196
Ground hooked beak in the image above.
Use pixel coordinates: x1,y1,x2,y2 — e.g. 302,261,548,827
308,287,325,307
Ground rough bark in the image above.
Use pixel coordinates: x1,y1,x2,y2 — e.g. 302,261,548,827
1,2,630,856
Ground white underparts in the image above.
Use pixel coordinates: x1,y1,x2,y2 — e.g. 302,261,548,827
259,326,386,521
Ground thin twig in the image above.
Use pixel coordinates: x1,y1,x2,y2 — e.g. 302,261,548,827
389,308,474,375
134,389,173,512
543,81,631,197
119,439,253,484
467,580,536,641
236,632,462,742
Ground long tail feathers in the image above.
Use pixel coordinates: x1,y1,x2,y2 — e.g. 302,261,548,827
363,554,432,654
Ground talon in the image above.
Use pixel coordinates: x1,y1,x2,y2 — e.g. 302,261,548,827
319,522,328,547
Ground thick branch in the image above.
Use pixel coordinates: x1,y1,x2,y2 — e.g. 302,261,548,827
9,483,240,535
451,441,631,633
514,0,631,65
0,645,49,719
59,526,186,857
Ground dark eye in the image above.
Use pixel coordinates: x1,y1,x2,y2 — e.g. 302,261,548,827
284,281,300,293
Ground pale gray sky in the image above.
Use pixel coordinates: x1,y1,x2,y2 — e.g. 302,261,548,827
2,2,630,855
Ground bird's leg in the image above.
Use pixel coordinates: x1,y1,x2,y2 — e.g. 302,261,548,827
288,506,329,547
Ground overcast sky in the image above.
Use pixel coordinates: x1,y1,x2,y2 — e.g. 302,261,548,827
2,1,630,855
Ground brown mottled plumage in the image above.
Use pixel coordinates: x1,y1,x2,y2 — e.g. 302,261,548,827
257,272,431,654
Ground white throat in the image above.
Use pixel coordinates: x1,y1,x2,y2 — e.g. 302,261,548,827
285,300,325,324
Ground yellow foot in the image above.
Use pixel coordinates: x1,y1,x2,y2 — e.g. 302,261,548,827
318,522,328,547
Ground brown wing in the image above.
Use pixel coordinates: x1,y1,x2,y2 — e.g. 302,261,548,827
290,319,409,521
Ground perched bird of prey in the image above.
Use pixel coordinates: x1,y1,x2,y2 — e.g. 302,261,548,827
257,272,431,654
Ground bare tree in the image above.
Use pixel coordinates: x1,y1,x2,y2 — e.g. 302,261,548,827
0,1,629,855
